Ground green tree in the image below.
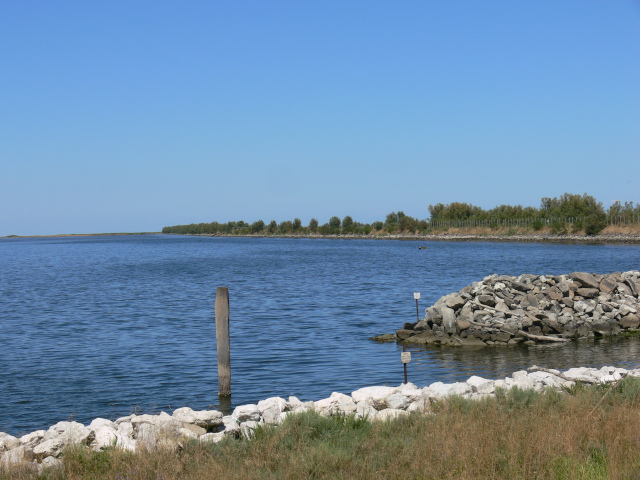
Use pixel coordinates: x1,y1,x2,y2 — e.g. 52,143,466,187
267,220,277,234
342,215,354,233
251,220,265,233
308,218,319,232
293,218,302,231
329,216,341,229
279,220,293,233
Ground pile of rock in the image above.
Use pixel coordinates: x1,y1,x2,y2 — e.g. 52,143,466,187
388,271,640,347
2,365,637,473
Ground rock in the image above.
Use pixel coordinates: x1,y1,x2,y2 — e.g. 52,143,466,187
258,397,288,424
444,293,466,310
91,424,117,451
440,306,457,334
570,272,600,289
404,331,435,344
456,319,471,332
466,376,495,394
200,432,226,444
351,386,397,409
621,314,640,329
20,430,46,447
355,401,377,421
384,393,410,410
1,445,34,467
577,288,599,299
0,433,20,452
240,421,259,440
563,367,599,384
599,277,618,294
374,409,408,422
232,404,260,423
38,455,62,473
395,329,415,340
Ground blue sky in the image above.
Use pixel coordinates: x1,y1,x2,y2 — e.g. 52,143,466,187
1,1,639,235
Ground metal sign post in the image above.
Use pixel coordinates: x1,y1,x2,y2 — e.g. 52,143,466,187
401,344,411,384
414,292,420,323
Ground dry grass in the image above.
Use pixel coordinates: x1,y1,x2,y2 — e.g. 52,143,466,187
5,379,640,479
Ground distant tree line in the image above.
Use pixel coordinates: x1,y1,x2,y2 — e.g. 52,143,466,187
162,193,640,236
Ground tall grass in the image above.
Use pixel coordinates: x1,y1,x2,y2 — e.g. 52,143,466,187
6,377,640,479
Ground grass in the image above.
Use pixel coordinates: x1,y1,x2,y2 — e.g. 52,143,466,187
6,377,640,479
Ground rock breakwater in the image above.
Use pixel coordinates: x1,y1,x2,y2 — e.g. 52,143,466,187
376,270,640,347
1,365,638,473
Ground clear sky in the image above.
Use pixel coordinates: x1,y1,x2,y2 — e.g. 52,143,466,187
1,1,639,236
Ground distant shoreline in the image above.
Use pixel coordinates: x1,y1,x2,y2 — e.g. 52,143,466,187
178,232,640,245
0,232,161,239
3,231,640,244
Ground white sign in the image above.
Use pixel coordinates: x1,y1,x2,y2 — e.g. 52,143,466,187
401,352,411,363
413,292,421,300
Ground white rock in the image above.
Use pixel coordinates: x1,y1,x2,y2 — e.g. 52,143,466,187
397,383,424,401
407,398,429,413
92,425,117,450
200,432,226,444
1,445,34,467
20,430,46,447
0,433,20,452
240,421,259,439
385,393,410,410
467,376,495,394
352,386,397,409
38,455,63,473
563,367,599,384
258,397,288,424
232,404,260,423
355,401,377,421
423,382,453,399
375,409,409,422
221,415,240,436
88,418,114,431
33,438,65,459
449,382,472,397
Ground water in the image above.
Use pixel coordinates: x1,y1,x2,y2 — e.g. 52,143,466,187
1,235,640,435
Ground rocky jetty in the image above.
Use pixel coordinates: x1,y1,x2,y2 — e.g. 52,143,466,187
380,270,640,347
1,365,637,473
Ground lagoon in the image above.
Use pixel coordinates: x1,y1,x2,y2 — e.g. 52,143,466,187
1,235,640,435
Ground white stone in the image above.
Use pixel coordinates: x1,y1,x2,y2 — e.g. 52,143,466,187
240,421,259,439
20,430,46,447
466,376,495,394
375,409,409,422
0,433,19,452
88,418,114,431
385,393,410,410
200,432,226,444
221,415,240,436
423,382,453,399
449,382,472,397
407,398,429,413
1,445,33,467
91,425,117,450
258,397,288,424
351,386,397,409
38,455,63,473
397,383,424,401
563,367,599,384
355,401,377,421
33,438,65,459
232,404,260,423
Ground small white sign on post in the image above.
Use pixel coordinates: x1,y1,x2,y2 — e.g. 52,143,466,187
401,352,411,363
413,292,421,300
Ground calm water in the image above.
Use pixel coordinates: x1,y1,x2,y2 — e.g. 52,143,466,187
1,235,640,435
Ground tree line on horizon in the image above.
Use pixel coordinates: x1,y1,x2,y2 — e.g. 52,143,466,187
162,193,640,236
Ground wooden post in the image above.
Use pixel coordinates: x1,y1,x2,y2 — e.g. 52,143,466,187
215,287,231,396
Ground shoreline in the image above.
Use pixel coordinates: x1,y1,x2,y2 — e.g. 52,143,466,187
4,232,640,244
1,364,636,472
180,232,640,245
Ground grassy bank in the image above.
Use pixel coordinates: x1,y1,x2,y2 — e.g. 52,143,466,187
8,377,640,479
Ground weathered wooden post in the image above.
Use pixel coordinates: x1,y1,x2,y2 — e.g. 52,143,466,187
215,287,231,396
